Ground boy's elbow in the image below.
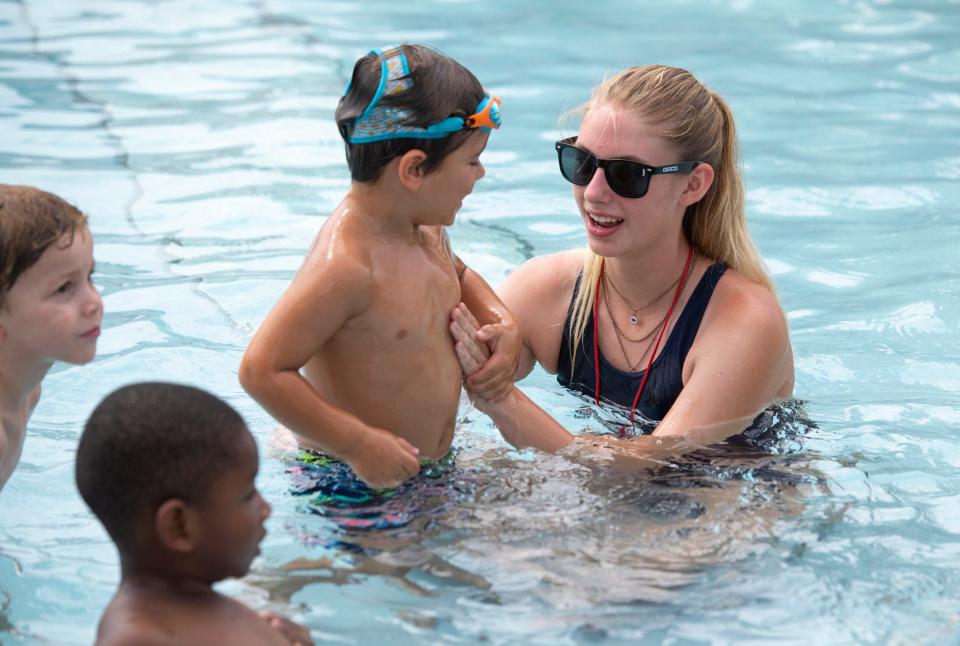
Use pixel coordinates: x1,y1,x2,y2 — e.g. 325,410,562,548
238,348,268,397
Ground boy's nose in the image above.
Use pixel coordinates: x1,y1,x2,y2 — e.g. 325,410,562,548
84,287,103,317
259,494,272,521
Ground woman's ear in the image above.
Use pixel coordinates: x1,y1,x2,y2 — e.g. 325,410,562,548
397,149,429,191
679,162,715,207
155,499,199,553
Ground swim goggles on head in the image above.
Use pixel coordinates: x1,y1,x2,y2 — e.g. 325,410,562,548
555,137,702,199
344,46,502,144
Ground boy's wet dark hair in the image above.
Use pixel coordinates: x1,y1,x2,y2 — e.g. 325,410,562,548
0,184,87,308
76,382,250,555
336,44,486,182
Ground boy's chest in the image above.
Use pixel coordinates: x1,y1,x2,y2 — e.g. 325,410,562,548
360,243,460,337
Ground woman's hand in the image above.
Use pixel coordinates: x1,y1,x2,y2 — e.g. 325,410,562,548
259,610,314,646
449,303,518,402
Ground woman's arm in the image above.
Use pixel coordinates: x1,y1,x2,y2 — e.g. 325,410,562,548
456,261,521,402
453,269,793,462
451,303,573,452
652,273,794,444
457,249,582,386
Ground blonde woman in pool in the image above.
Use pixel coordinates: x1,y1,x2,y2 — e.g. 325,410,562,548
453,64,794,458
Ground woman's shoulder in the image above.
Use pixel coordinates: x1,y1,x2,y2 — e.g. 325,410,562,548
683,262,794,404
707,265,788,339
501,249,583,296
499,249,585,374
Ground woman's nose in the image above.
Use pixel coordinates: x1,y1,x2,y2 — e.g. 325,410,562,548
582,165,611,202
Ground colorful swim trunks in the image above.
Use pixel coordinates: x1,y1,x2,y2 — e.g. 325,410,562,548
286,447,464,531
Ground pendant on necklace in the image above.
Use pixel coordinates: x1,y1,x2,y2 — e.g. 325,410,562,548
629,314,639,325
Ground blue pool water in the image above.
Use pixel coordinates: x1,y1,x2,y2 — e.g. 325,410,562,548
2,0,959,643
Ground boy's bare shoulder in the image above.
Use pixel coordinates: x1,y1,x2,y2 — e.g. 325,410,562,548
96,605,175,645
295,219,376,290
97,588,288,646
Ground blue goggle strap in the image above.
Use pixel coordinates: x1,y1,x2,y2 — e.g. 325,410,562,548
344,45,501,144
354,46,412,122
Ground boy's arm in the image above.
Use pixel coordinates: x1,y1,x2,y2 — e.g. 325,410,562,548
239,256,419,489
0,385,39,492
451,303,573,452
451,250,521,402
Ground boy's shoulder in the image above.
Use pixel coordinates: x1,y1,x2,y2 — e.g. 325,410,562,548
298,217,377,286
98,586,287,645
96,596,174,645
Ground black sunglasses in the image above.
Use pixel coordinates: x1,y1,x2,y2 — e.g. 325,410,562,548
555,137,702,199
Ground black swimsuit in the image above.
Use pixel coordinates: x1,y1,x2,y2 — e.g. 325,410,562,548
557,263,727,421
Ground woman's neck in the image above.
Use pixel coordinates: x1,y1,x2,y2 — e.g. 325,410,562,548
602,236,691,310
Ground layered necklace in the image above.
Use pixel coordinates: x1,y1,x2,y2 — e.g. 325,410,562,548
592,245,698,430
603,273,672,372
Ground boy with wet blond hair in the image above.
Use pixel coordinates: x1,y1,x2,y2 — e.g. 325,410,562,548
0,184,102,491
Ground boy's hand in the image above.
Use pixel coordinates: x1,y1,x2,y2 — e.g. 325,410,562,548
449,303,518,402
342,426,420,489
259,610,314,646
450,303,490,376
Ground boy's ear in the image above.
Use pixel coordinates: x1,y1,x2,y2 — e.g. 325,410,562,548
679,162,715,208
397,149,429,191
155,499,200,553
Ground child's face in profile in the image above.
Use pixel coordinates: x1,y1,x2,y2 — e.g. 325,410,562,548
192,430,271,581
419,130,489,226
0,226,101,365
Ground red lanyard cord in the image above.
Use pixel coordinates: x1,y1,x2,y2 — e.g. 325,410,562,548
593,245,696,432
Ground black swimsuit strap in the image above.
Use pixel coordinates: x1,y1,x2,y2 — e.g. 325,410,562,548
557,263,727,421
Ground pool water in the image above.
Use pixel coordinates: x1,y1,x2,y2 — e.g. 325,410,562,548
2,0,959,643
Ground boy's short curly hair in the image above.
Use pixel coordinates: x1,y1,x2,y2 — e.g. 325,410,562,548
335,44,486,182
75,382,250,555
0,184,87,308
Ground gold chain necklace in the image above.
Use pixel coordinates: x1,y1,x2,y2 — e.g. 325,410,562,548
602,250,698,372
605,269,681,325
602,276,662,344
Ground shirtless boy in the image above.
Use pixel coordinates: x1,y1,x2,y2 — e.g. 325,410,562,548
0,185,101,491
240,44,563,490
76,382,312,646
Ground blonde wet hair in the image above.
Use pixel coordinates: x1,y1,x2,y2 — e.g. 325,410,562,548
565,65,774,374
